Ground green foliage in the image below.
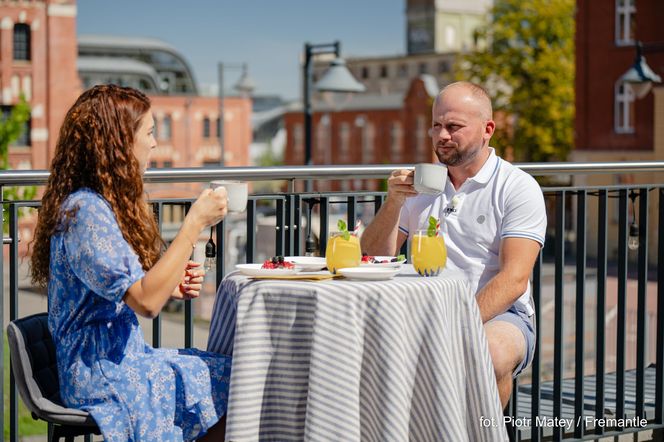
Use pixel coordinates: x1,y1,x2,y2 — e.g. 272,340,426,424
0,97,30,169
456,0,575,162
0,97,37,230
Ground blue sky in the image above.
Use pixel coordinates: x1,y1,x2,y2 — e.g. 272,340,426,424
77,0,404,100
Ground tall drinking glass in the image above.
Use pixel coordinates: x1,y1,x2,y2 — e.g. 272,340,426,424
325,233,361,274
410,229,447,276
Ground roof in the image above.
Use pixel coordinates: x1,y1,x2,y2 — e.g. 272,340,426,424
77,56,158,77
78,34,180,53
289,93,404,113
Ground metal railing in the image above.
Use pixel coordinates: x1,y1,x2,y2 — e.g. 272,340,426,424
2,162,664,441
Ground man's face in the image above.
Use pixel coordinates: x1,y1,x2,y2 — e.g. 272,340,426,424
429,88,492,167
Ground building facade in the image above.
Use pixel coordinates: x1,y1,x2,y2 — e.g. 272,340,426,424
574,0,664,261
283,76,438,192
0,0,79,170
0,1,252,173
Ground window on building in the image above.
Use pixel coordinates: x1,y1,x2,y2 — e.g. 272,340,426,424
293,123,304,162
162,115,172,140
149,160,158,169
339,122,350,162
390,122,402,163
398,64,408,78
616,0,636,45
13,24,30,61
202,117,211,138
438,60,450,74
163,161,173,168
216,117,222,139
361,66,370,79
1,105,31,146
615,81,635,133
359,117,374,165
419,63,428,75
380,65,388,78
203,160,220,168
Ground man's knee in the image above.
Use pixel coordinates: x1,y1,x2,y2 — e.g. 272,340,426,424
485,321,526,379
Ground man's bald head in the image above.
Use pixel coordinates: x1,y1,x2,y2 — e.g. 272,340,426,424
437,81,493,121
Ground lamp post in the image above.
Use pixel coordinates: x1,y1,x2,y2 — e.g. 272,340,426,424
218,62,255,166
302,41,365,192
620,41,663,98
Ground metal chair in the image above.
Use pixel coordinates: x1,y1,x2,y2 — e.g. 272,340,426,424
7,312,100,442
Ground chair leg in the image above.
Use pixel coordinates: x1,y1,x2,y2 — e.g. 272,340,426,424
48,422,56,442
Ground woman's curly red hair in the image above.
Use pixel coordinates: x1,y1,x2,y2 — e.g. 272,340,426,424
30,84,163,287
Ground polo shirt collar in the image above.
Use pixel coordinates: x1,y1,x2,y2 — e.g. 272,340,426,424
469,147,499,185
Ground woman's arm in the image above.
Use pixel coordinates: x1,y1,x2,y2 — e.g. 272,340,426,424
124,188,227,318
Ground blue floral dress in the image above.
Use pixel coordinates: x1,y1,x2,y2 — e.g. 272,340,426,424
47,189,231,441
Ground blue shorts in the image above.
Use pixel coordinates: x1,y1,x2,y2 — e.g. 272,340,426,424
490,304,536,377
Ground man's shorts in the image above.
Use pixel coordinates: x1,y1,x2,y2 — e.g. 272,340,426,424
489,304,536,377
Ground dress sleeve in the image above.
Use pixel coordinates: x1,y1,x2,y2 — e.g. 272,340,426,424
500,172,547,247
62,193,146,303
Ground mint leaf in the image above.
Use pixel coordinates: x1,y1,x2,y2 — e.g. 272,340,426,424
427,216,438,237
337,219,350,241
396,254,406,261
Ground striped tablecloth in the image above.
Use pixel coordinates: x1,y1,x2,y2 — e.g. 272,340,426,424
207,265,508,442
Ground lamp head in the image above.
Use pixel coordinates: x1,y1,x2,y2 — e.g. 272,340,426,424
315,58,366,93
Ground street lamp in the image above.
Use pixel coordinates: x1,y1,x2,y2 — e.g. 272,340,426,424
620,41,663,99
218,62,255,166
303,41,365,191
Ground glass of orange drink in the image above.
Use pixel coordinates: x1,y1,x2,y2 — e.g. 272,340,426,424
410,229,447,277
325,232,361,274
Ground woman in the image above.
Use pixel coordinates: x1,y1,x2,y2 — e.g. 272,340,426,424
31,85,230,441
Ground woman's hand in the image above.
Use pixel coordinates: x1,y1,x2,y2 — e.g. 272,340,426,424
172,261,206,300
187,187,229,230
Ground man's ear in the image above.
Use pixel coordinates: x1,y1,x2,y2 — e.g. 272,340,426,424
484,119,496,140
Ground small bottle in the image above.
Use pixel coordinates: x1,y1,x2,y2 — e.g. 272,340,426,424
204,237,216,271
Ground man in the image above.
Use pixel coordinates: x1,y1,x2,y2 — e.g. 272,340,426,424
361,81,546,408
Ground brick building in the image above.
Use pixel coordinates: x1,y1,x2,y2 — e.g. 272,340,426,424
283,75,438,191
0,1,252,173
574,0,664,261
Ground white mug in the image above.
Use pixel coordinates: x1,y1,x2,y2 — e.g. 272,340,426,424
413,163,447,195
210,180,248,213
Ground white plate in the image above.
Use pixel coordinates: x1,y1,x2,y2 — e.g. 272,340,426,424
235,263,299,277
338,267,401,281
360,256,406,268
284,256,327,272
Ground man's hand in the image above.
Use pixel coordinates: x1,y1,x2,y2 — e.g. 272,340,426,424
173,260,205,300
386,169,418,205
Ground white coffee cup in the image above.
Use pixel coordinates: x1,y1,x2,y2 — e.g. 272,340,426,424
210,180,248,213
413,163,447,195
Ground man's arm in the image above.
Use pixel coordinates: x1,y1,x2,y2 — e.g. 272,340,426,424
361,169,417,256
475,237,541,323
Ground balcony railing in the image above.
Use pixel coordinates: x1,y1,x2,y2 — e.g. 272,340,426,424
2,162,664,441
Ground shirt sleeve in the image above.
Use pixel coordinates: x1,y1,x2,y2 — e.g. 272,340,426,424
500,171,547,247
398,199,411,237
62,192,146,303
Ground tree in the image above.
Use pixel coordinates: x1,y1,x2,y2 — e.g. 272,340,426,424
456,0,575,162
0,97,36,224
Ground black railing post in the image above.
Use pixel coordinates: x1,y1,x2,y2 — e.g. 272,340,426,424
617,189,628,424
276,198,285,256
152,202,163,348
184,202,194,349
246,199,256,263
595,189,608,437
319,197,329,255
9,203,18,442
553,191,565,442
532,252,542,442
574,190,586,438
656,187,664,425
636,189,649,418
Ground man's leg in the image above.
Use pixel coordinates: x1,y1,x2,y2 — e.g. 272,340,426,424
484,320,526,408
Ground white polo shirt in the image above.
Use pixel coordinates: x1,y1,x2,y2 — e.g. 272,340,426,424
398,148,546,316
